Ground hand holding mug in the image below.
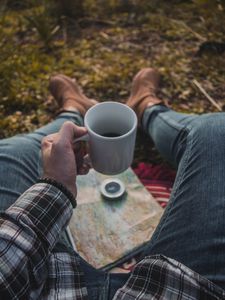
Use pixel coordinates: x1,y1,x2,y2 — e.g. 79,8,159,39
41,121,89,197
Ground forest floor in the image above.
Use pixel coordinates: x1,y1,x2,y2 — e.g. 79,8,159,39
0,1,225,167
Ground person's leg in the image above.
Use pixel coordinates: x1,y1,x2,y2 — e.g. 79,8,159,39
0,74,97,212
0,75,128,299
142,105,197,166
141,102,225,289
127,68,225,289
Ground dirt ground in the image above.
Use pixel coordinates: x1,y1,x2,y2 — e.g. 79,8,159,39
0,1,224,166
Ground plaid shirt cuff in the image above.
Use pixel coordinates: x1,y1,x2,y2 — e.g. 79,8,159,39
3,182,73,249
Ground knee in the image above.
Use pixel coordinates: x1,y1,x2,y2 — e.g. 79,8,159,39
189,114,225,150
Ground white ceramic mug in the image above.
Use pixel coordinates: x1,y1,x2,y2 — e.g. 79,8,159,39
77,102,137,175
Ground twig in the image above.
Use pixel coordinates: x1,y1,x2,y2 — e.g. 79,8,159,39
78,17,116,27
192,79,222,112
171,19,206,42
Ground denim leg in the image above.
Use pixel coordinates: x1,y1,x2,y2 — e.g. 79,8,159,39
0,112,83,212
142,105,225,289
142,105,197,166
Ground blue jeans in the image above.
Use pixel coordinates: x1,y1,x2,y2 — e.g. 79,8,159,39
1,106,225,298
142,105,225,289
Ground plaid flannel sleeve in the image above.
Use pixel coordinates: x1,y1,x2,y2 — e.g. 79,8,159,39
0,183,73,299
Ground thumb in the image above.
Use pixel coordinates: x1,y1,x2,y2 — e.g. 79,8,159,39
58,121,87,144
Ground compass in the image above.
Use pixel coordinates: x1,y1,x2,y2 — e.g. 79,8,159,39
100,178,125,200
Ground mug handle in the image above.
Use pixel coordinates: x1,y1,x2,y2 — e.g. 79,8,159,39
73,133,89,144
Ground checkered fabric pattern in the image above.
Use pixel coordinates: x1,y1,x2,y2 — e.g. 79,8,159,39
114,256,225,300
0,183,225,299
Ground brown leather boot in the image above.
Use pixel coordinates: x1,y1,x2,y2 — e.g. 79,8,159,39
126,68,162,122
49,74,98,116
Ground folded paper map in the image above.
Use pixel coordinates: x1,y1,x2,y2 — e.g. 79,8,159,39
68,167,163,269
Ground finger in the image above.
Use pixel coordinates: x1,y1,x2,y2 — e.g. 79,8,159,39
76,154,91,173
43,133,59,144
58,121,87,145
77,156,92,174
75,143,87,168
78,165,90,175
41,134,56,152
41,133,60,157
83,154,92,168
76,154,84,171
73,141,86,154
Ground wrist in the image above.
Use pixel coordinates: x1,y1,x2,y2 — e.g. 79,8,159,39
42,172,77,197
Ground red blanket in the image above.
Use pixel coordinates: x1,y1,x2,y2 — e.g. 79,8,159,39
134,162,176,208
